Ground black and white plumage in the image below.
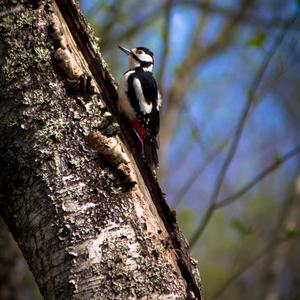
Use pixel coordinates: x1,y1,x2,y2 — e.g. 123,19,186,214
117,46,162,169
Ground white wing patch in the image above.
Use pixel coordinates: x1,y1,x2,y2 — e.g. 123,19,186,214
157,91,162,110
133,78,153,114
143,65,153,72
117,70,136,119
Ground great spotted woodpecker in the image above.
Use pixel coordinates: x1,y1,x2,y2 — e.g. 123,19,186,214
117,46,162,169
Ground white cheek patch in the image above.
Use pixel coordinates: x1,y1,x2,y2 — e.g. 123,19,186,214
133,78,153,114
139,52,153,63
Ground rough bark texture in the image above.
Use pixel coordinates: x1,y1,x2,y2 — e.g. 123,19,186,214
0,0,203,299
0,218,40,299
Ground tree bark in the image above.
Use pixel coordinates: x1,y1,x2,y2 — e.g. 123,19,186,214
0,1,203,299
0,217,41,299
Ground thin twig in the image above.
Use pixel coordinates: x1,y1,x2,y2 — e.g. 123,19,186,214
182,104,209,153
210,178,300,300
216,144,300,208
160,0,253,156
189,11,299,248
174,0,294,30
98,0,125,38
173,143,225,207
157,0,173,88
100,1,167,50
209,235,298,300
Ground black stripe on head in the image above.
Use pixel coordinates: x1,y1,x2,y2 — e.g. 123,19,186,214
136,47,153,57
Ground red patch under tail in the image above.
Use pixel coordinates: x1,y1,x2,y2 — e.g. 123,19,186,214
130,119,145,142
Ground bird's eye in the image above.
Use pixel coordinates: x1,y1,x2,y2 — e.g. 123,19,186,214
137,50,143,54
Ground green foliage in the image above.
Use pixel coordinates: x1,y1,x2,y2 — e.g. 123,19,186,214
215,142,226,152
284,226,298,239
274,153,283,165
231,219,255,236
246,89,259,103
246,32,266,48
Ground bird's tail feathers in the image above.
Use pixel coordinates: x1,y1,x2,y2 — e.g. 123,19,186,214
143,137,159,170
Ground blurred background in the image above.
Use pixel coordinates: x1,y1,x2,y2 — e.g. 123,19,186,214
83,0,300,299
1,1,300,299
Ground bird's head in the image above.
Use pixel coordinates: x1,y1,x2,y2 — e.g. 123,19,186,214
119,46,154,71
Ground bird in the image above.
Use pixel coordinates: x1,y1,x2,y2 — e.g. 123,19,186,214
117,45,162,170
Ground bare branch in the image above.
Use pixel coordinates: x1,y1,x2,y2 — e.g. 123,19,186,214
98,0,126,38
174,0,293,29
210,174,300,300
100,1,167,50
262,175,300,300
160,0,253,156
217,144,300,208
209,234,298,300
189,12,299,248
157,0,173,87
173,142,226,207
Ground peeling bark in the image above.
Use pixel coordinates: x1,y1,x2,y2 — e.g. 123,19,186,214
0,0,203,299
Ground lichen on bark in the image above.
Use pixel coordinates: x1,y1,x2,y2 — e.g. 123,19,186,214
0,1,203,299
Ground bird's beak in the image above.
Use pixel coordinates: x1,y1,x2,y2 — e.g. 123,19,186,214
118,45,132,56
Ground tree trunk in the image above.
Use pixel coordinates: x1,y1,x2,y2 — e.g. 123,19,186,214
0,1,203,299
0,217,40,299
